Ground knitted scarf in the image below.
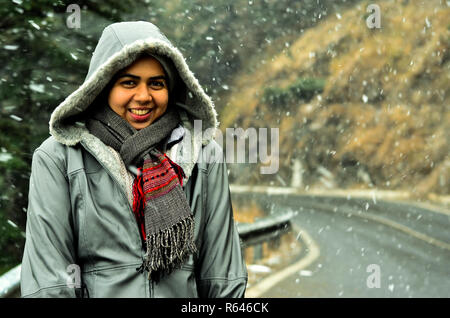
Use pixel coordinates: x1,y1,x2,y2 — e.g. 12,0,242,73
86,105,196,280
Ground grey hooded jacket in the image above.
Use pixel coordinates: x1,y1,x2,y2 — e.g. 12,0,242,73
20,21,248,298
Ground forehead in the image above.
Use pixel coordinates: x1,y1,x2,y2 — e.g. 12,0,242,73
120,55,165,75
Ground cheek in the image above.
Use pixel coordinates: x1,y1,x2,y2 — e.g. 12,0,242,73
108,88,130,110
155,92,169,111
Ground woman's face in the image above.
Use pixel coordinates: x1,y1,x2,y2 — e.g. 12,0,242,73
108,55,169,130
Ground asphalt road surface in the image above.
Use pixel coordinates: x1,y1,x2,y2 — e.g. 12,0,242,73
238,193,450,297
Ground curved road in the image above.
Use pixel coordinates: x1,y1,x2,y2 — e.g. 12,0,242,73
239,193,450,297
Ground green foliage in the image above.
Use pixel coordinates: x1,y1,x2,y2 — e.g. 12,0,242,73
0,211,23,270
262,87,292,108
262,77,325,108
289,78,326,100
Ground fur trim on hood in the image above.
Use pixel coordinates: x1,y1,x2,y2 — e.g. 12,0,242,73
49,21,219,185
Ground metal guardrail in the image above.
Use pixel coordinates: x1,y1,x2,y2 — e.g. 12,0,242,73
0,264,21,298
0,211,294,298
237,211,294,247
237,211,294,263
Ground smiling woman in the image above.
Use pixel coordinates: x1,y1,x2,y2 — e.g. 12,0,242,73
108,55,169,130
20,21,247,298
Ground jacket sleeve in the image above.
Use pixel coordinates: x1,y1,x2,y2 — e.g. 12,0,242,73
195,145,248,298
20,148,79,298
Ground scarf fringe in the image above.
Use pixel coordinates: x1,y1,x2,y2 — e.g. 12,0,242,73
139,215,197,280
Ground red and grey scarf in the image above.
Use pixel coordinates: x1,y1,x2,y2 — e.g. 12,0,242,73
86,105,196,280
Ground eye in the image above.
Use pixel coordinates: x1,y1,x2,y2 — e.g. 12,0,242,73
148,80,166,90
120,80,137,88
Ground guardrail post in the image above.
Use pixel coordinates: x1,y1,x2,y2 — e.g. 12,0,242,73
253,244,263,261
268,235,281,250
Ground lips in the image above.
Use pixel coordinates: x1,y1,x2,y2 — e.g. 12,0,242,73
128,108,153,121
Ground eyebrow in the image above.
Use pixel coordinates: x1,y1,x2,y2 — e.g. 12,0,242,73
116,74,166,81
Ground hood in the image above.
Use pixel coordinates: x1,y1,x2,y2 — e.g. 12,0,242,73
48,21,219,184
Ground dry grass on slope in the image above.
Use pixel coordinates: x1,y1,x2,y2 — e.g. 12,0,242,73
220,0,449,197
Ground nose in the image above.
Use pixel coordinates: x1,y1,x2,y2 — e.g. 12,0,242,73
134,83,152,103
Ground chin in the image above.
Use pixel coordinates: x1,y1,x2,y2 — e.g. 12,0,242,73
132,122,152,130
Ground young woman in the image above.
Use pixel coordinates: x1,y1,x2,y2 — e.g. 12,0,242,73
20,21,247,298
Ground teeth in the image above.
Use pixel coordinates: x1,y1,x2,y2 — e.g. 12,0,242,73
130,109,151,116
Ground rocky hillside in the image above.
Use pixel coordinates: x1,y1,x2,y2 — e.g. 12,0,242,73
220,0,449,198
